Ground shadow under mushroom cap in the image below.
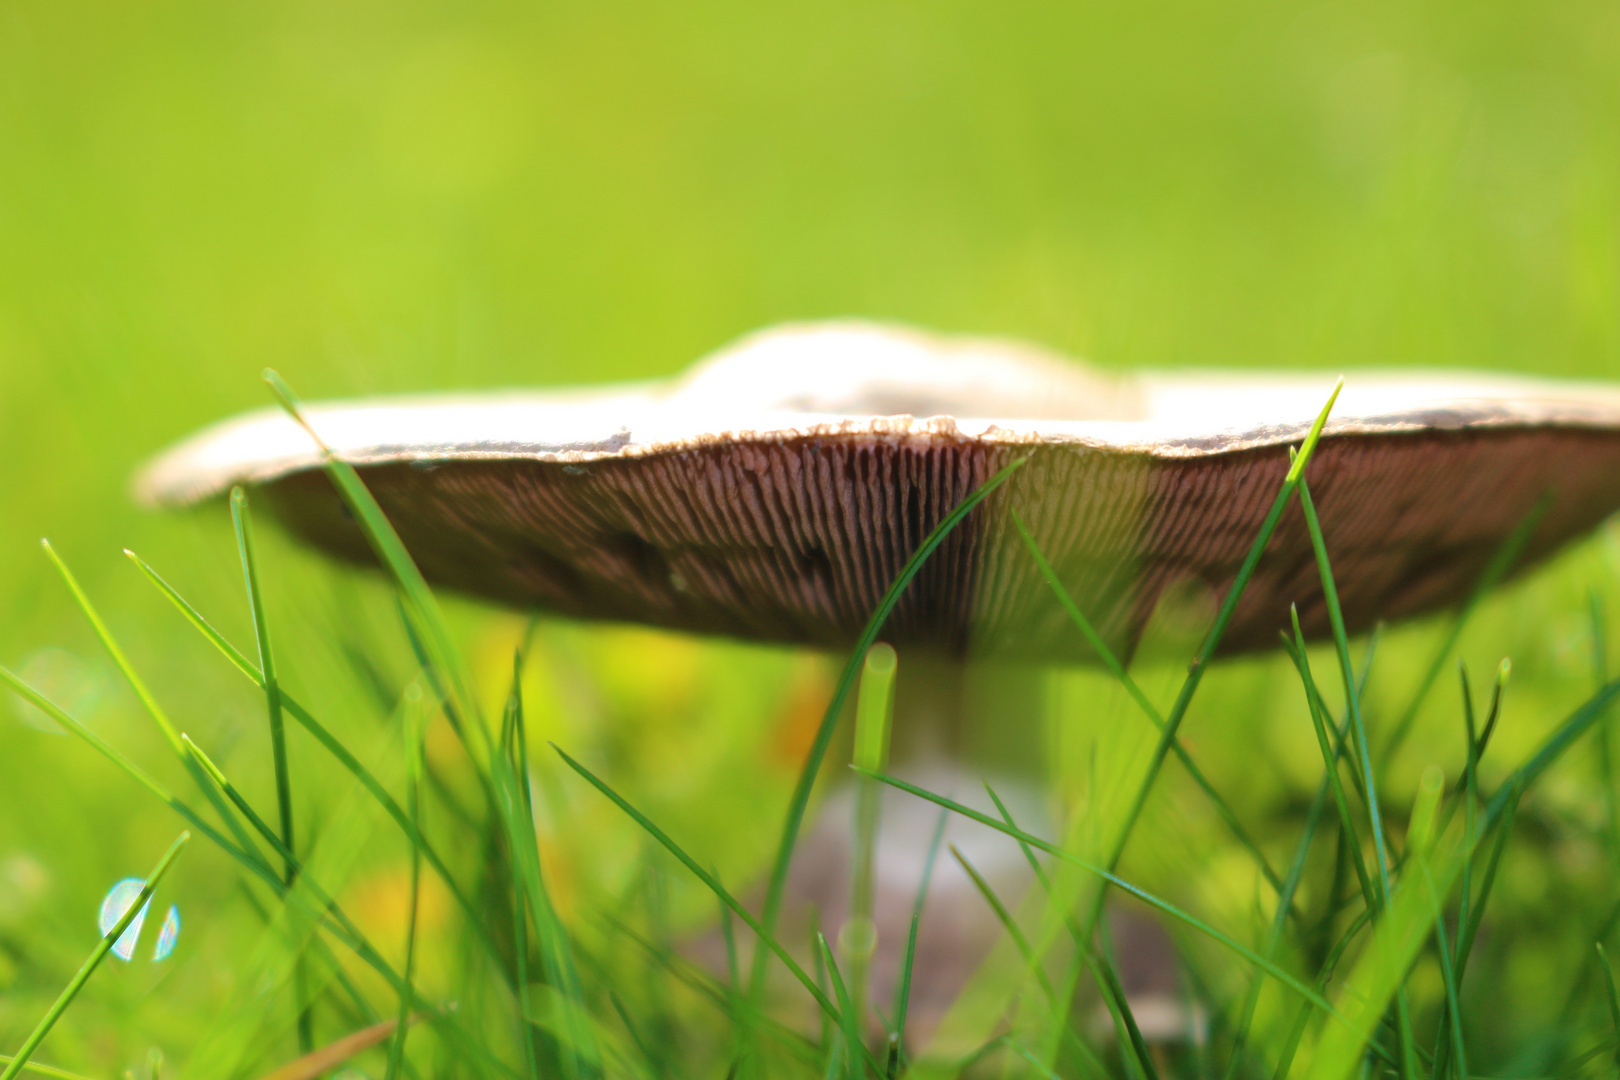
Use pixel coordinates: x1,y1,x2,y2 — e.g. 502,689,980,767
137,322,1620,660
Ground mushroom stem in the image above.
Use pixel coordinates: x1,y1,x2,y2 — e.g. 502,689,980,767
886,650,1047,782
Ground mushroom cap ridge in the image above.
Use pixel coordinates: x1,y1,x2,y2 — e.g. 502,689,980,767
136,322,1620,659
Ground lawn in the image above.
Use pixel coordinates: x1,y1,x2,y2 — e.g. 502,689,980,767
1,0,1619,1076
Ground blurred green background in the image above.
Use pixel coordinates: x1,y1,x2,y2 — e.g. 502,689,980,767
2,0,1619,1073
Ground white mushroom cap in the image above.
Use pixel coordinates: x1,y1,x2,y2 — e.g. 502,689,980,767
135,322,1620,657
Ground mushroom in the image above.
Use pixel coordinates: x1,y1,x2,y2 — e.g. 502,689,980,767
137,321,1620,1042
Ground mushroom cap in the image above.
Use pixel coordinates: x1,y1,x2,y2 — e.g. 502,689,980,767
137,322,1620,659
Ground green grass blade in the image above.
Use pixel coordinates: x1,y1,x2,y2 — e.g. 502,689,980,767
891,807,948,1051
1598,943,1620,1070
949,845,1061,1011
504,661,542,1080
230,487,311,1054
231,488,297,875
816,934,863,1079
1270,906,1375,1080
263,370,487,761
125,548,261,679
1379,495,1549,767
0,1057,100,1080
1087,378,1341,931
552,744,861,1043
1284,612,1375,910
503,702,591,1079
1010,507,1294,912
1295,476,1417,1077
386,690,425,1080
0,832,190,1080
1,663,275,880
983,785,1135,1080
1418,857,1468,1080
748,454,1031,1008
855,768,1341,1018
127,549,507,981
1296,478,1389,903
42,541,261,858
850,643,895,1043
183,733,284,854
2,666,506,1077
1220,704,1339,1080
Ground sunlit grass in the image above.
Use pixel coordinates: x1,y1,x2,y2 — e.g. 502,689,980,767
9,360,1620,1078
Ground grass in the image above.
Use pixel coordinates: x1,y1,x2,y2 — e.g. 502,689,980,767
2,2,1620,1071
9,364,1620,1078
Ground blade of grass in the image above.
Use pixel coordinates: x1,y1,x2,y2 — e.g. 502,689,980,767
503,684,591,1080
43,541,260,860
1,663,272,880
1295,475,1418,1078
854,768,1341,1018
1283,617,1375,909
595,912,820,1069
984,786,1140,1080
0,832,189,1080
553,743,879,1065
1219,677,1342,1080
1084,379,1342,935
1416,843,1469,1080
849,642,895,1045
747,453,1031,1011
125,549,507,982
1,665,509,1078
264,370,486,760
1379,495,1549,768
503,659,542,1080
232,487,310,1053
1010,507,1293,911
386,689,425,1080
948,845,1061,1019
1270,907,1376,1080
1429,664,1490,1080
816,934,863,1079
1598,944,1620,1072
0,1058,99,1080
891,807,948,1053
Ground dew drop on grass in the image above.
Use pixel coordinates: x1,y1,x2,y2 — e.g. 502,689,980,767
98,878,150,961
152,904,180,960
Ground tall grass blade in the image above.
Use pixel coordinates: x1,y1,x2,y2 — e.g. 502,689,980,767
42,541,260,859
0,832,189,1080
0,1058,98,1080
1283,613,1375,910
128,545,508,977
984,785,1134,1080
1010,507,1290,906
1,666,505,1077
1086,379,1341,933
892,807,948,1052
229,488,310,1053
1379,495,1549,766
386,689,425,1080
263,370,486,759
748,454,1030,1007
1598,943,1620,1071
816,934,863,1079
849,642,895,1042
552,743,877,1066
854,768,1339,1016
1296,474,1419,1078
